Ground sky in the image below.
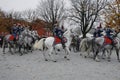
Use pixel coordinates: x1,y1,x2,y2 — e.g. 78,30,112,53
0,0,70,12
0,0,40,11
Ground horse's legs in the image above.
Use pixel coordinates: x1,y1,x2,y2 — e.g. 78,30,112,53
2,42,5,54
8,43,13,55
116,48,120,62
19,45,23,56
64,47,70,60
86,48,91,58
94,50,100,62
23,44,26,53
106,49,112,62
48,47,56,62
84,45,92,58
54,48,58,55
42,50,48,61
13,43,17,53
101,48,106,59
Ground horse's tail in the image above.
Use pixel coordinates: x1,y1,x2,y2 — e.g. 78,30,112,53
33,38,46,50
2,36,6,48
79,38,88,52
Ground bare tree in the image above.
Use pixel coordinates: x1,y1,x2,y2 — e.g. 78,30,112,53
36,0,66,30
0,8,5,18
22,9,37,22
69,0,108,38
3,10,22,20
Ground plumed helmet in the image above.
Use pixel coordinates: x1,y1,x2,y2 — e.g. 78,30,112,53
97,23,102,29
61,25,64,29
55,21,58,24
54,21,59,26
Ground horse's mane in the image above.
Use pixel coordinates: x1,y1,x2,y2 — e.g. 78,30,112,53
63,29,70,37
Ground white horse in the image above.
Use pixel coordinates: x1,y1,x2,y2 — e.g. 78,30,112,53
93,34,120,62
33,29,75,62
79,37,94,58
79,32,120,62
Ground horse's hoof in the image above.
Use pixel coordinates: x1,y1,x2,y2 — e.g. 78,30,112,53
84,56,87,58
53,60,57,62
20,53,23,56
102,57,105,59
64,56,67,59
55,53,58,55
96,60,100,62
80,54,82,56
118,59,120,62
108,60,111,62
67,58,70,61
57,49,60,51
11,53,14,55
95,59,100,62
45,59,48,61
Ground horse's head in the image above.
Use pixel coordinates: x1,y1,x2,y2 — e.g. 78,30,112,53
31,30,40,40
64,28,80,40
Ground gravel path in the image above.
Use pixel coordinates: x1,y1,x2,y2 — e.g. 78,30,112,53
0,48,120,80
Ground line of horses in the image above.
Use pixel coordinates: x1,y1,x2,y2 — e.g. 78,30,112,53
80,32,120,62
1,27,40,56
0,27,120,62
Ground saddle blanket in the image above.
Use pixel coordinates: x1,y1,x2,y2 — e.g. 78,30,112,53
104,36,112,44
9,35,14,41
54,36,61,44
9,35,19,41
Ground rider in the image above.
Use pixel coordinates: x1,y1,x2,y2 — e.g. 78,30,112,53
105,27,115,45
93,24,103,37
17,24,22,35
18,24,25,35
11,24,18,41
53,21,65,48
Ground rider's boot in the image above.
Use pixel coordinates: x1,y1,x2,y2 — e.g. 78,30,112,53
62,41,65,49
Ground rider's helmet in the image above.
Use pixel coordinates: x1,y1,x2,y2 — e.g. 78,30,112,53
54,20,59,26
97,23,102,29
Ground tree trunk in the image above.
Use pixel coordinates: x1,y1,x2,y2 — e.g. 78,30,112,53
83,33,87,38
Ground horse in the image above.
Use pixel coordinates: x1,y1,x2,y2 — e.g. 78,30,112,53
2,34,18,54
33,28,75,62
79,37,95,58
17,29,40,55
80,35,120,62
91,29,120,62
69,35,80,52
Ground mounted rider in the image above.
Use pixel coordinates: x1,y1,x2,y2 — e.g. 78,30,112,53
53,21,65,48
11,24,19,41
104,26,115,45
93,23,103,37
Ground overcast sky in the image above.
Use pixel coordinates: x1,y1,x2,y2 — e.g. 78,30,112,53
0,0,70,12
0,0,40,11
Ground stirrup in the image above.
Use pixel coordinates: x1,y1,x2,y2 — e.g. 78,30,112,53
62,44,65,49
